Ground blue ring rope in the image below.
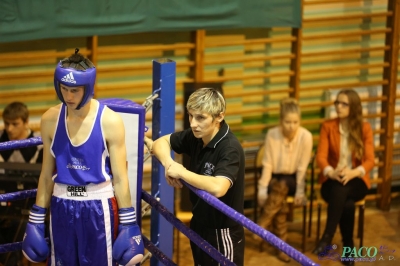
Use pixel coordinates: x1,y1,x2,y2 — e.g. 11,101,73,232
181,181,319,266
0,189,38,202
0,138,318,265
142,235,176,266
0,137,43,151
141,189,235,266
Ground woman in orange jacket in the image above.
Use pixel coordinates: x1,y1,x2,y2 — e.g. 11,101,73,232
312,89,375,266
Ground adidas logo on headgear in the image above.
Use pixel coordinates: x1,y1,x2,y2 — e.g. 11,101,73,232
61,72,76,84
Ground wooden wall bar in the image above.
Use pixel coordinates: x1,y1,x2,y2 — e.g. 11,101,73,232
0,0,399,210
378,0,399,210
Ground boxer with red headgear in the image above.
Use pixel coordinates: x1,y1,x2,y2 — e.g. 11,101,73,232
22,49,144,266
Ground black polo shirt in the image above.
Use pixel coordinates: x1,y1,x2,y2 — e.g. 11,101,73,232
170,121,245,229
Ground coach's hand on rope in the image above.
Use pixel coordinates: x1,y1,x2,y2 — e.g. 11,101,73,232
22,204,49,263
165,161,184,188
113,207,144,266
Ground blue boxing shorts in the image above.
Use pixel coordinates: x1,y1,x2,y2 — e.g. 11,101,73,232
49,181,118,266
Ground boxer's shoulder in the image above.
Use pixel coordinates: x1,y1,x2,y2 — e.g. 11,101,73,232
101,107,125,142
102,106,124,127
40,104,62,137
41,104,62,121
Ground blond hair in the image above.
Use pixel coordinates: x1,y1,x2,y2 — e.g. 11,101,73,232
186,88,225,119
280,97,300,119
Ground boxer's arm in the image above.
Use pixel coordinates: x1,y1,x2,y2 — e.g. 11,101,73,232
103,110,144,265
23,107,57,263
103,108,132,208
35,107,57,208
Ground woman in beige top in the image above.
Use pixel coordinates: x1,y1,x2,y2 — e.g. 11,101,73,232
256,98,313,263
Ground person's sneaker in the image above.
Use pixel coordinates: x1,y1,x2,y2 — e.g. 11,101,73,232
277,251,291,263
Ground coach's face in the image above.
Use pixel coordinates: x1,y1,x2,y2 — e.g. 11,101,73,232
188,109,223,146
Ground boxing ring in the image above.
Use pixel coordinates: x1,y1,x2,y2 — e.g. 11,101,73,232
0,59,318,266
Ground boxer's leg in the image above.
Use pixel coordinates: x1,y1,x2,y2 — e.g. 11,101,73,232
50,196,79,266
77,197,118,266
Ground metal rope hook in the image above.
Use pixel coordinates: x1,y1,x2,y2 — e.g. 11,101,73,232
142,88,161,113
142,89,159,161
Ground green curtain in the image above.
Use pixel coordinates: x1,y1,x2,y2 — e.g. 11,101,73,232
0,0,301,43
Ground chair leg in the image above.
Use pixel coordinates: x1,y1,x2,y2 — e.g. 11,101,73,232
287,202,294,222
316,203,321,244
259,241,264,252
175,228,180,265
358,204,365,248
302,205,307,252
308,200,313,238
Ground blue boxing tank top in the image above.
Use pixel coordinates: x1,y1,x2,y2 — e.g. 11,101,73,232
51,101,112,185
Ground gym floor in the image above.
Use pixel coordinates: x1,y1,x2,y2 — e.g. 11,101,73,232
5,198,399,266
142,197,400,266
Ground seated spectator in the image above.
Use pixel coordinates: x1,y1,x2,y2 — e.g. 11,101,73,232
257,98,312,263
0,102,42,266
312,89,375,266
0,101,42,163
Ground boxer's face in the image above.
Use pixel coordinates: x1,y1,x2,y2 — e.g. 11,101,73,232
4,117,28,140
60,84,85,109
188,109,222,145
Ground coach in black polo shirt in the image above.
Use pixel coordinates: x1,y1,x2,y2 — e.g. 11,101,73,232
152,88,245,266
